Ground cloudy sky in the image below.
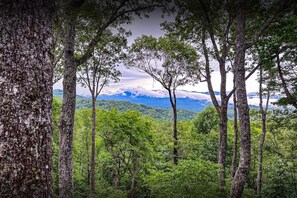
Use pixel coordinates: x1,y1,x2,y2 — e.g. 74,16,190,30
54,9,261,102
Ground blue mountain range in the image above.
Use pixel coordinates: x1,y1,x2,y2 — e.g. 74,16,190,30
96,91,215,112
54,89,240,112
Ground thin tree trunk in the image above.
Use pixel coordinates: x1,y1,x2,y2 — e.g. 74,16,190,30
0,1,53,197
256,66,270,197
231,1,251,197
256,110,266,198
113,156,121,189
89,95,96,196
231,87,239,179
173,105,178,165
58,15,77,198
168,89,178,165
129,162,137,198
202,29,229,190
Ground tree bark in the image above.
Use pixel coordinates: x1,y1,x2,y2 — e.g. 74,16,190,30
89,94,96,196
218,104,228,192
256,66,269,197
231,86,239,179
0,1,53,197
168,89,178,165
58,14,77,198
230,1,251,197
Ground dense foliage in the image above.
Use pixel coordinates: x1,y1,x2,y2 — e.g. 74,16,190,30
52,99,297,197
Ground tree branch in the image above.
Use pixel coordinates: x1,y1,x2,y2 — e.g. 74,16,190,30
76,3,160,66
245,0,291,49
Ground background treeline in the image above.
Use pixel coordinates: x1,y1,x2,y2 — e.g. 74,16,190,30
52,99,297,197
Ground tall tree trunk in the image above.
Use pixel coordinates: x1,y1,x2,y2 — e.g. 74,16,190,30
218,104,228,194
231,87,239,179
202,29,229,190
231,1,251,197
169,89,178,165
173,104,178,165
89,95,96,196
58,15,77,198
168,88,178,165
256,110,266,198
256,66,269,197
0,1,53,197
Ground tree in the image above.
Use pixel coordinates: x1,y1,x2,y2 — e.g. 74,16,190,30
166,0,238,190
256,65,273,197
230,0,293,196
77,31,124,196
127,35,199,164
98,109,154,197
192,106,219,134
0,1,53,197
55,1,162,196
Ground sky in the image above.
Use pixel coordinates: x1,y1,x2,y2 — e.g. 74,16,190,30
53,9,261,101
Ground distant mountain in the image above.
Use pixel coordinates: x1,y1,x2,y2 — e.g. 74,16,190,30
53,90,197,121
75,98,196,121
53,89,63,96
53,89,268,112
95,91,213,112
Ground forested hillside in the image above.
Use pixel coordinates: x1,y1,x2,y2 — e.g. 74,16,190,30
1,1,296,198
55,96,196,121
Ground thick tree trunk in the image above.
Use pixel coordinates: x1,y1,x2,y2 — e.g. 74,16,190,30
231,2,251,197
0,1,53,197
58,15,77,198
231,89,239,179
89,95,96,196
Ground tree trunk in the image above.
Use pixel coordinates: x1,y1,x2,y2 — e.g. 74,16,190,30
256,113,266,198
129,162,137,198
173,104,178,165
256,66,269,197
202,29,229,190
218,104,228,194
89,95,96,196
168,89,178,165
58,15,77,198
231,89,239,179
0,1,53,197
113,156,121,189
230,2,251,197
